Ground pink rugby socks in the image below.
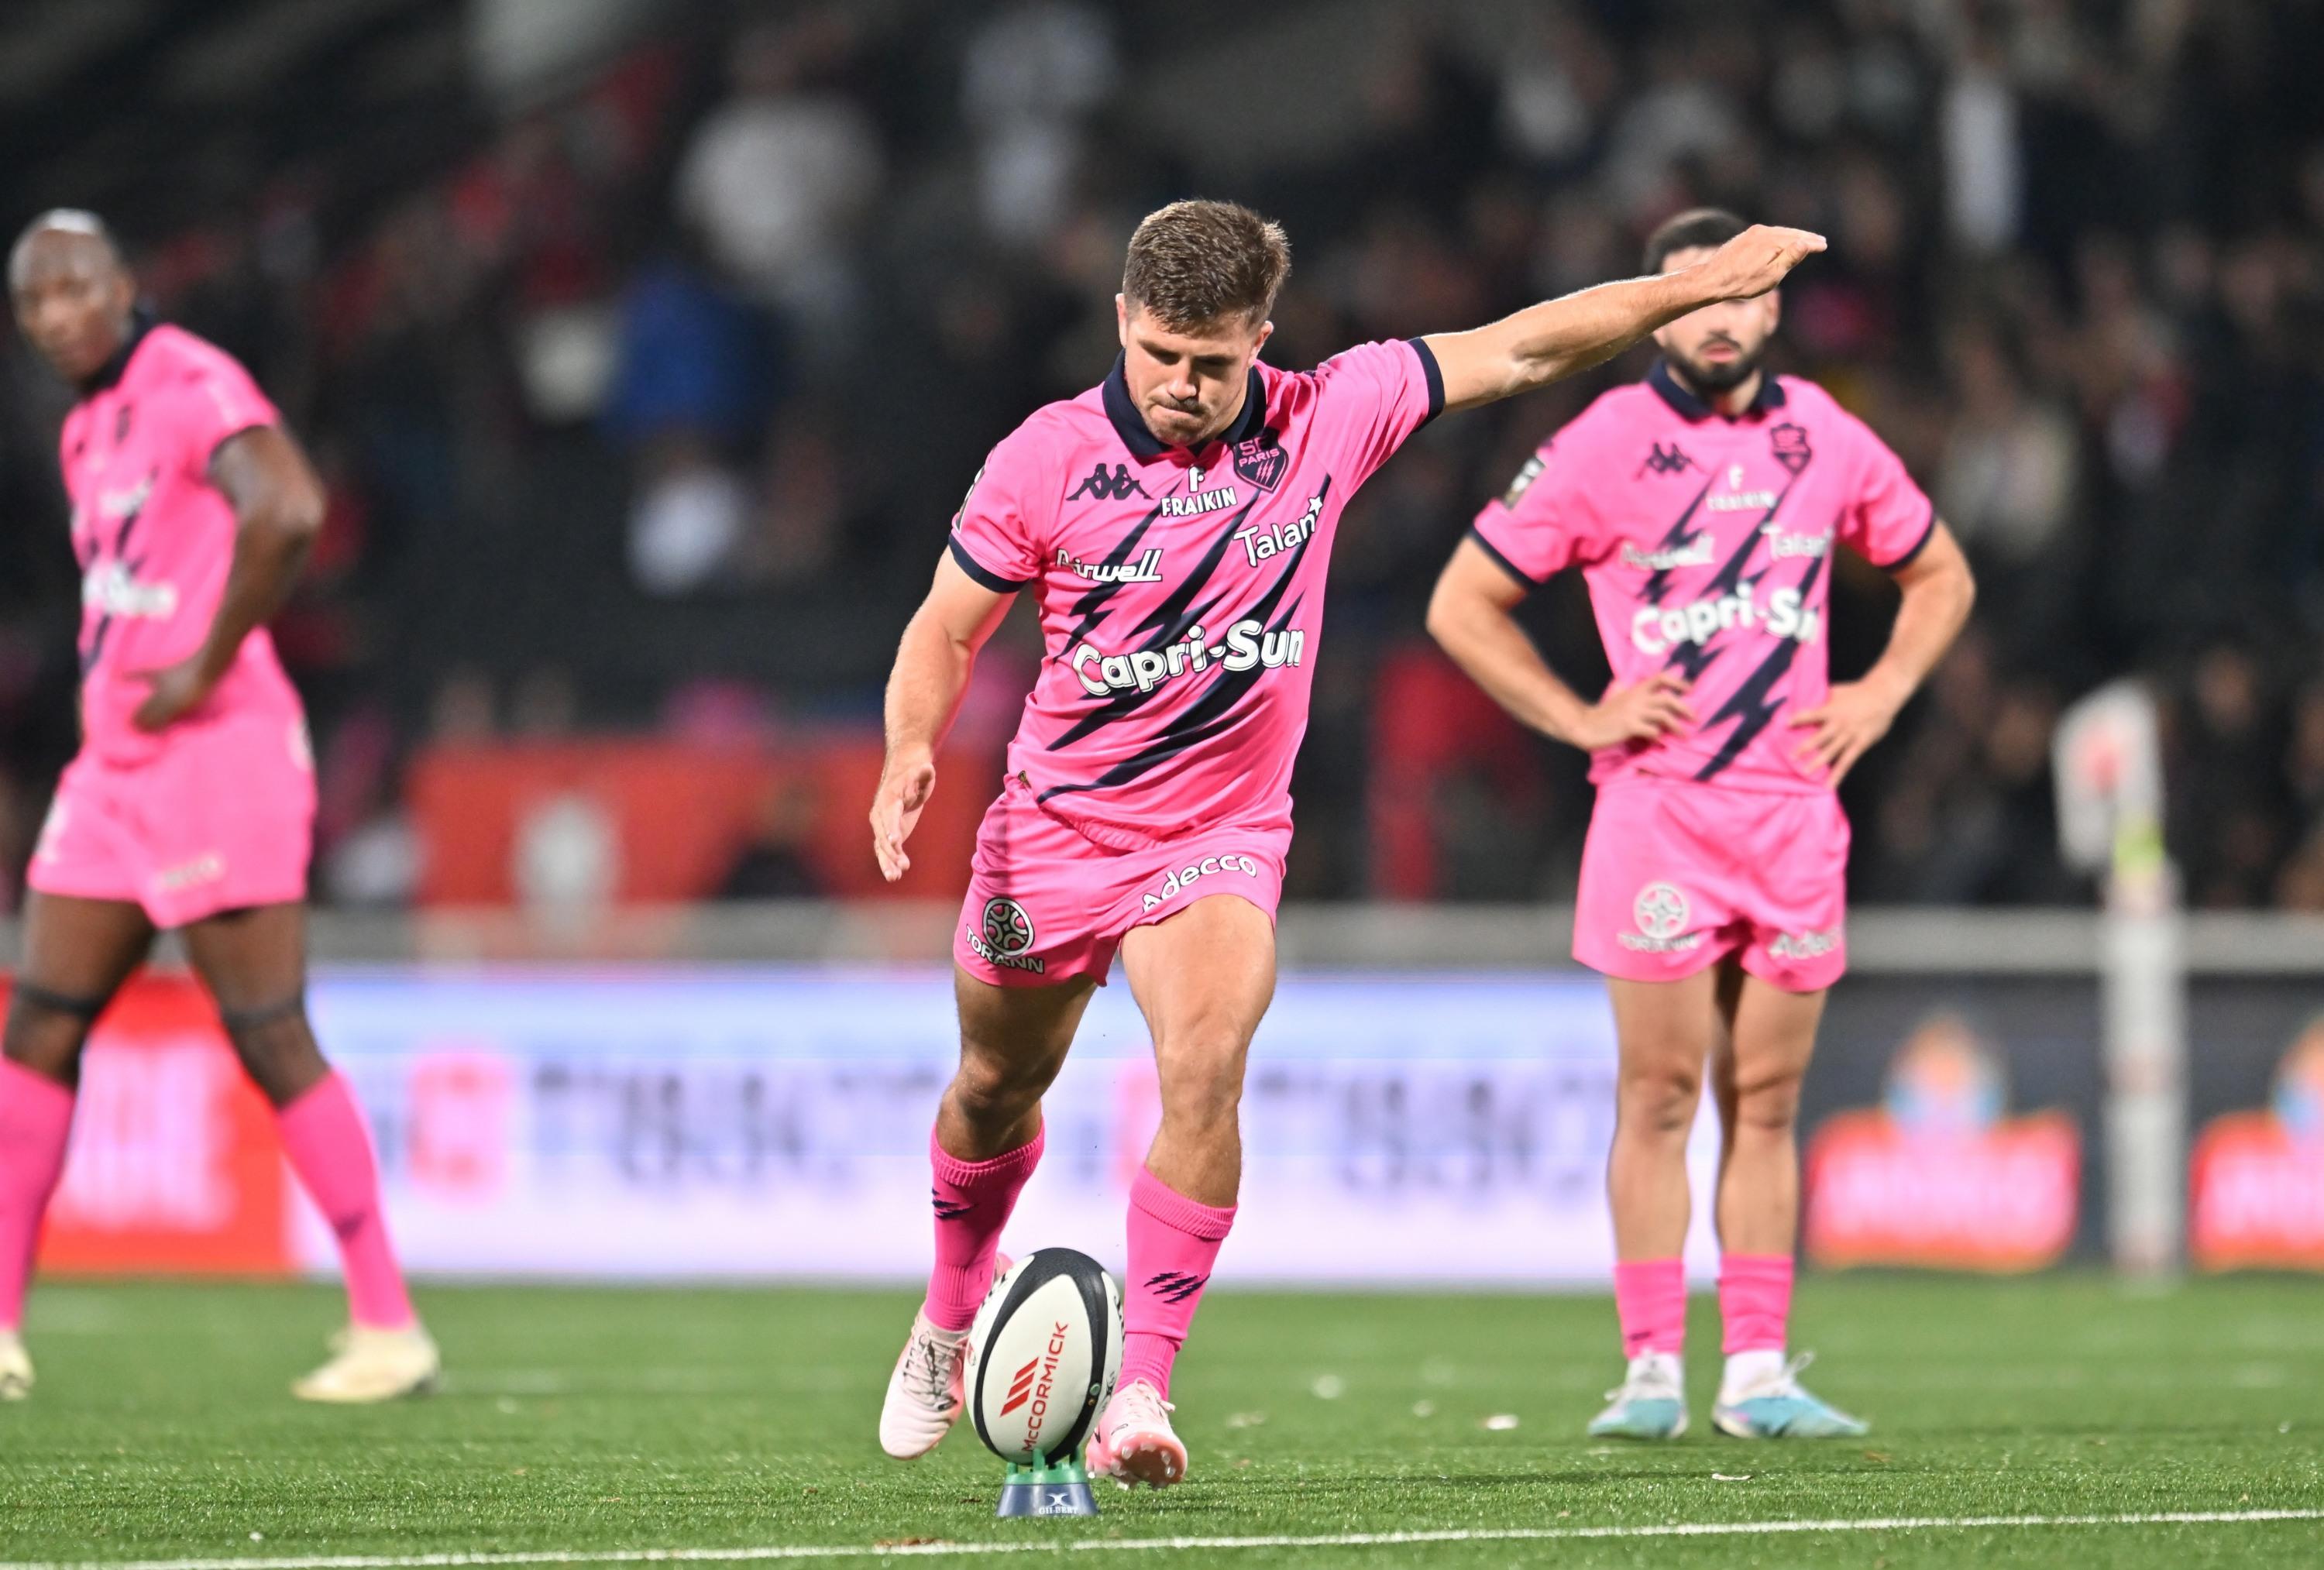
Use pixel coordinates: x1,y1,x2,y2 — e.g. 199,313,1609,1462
0,1060,74,1331
1119,1168,1235,1399
1612,1256,1686,1359
1718,1252,1793,1355
924,1124,1045,1331
275,1074,415,1330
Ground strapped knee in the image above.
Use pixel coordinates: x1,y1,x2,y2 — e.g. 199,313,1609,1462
218,991,308,1039
6,980,108,1023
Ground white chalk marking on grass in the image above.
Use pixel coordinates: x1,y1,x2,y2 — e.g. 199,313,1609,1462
5,1508,2321,1568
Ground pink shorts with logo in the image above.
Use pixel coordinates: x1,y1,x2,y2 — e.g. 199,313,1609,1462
28,709,316,929
955,775,1291,987
1573,775,1849,994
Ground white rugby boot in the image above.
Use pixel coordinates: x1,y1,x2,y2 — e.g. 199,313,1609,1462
0,1329,31,1400
1086,1379,1188,1488
292,1323,441,1403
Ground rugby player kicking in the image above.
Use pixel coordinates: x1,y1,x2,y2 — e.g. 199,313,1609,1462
871,198,1824,1482
1428,208,1975,1439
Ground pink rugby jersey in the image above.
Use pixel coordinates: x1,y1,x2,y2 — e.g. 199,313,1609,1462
1471,362,1935,793
951,340,1442,841
60,321,303,766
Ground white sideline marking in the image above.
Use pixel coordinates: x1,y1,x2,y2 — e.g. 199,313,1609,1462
5,1509,2319,1567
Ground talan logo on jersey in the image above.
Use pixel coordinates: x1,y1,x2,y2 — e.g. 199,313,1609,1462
81,562,178,620
1620,882,1704,954
1760,524,1832,560
1236,492,1322,567
1631,581,1821,655
1233,430,1287,491
1163,466,1238,518
1707,462,1779,512
1067,618,1305,697
1067,463,1150,502
968,897,1043,974
1637,441,1697,477
1057,545,1164,584
1621,536,1715,572
1140,853,1264,912
1770,422,1812,474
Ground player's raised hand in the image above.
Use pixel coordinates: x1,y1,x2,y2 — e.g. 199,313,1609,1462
1570,671,1693,751
1790,675,1907,786
869,752,938,882
1695,225,1827,301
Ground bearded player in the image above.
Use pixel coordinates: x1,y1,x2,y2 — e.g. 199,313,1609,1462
870,198,1824,1483
1427,209,1975,1440
0,212,437,1402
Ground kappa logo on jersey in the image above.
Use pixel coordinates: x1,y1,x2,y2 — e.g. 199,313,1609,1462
1501,452,1546,508
1057,545,1164,583
1620,881,1704,954
1236,491,1322,566
1233,429,1287,491
1770,422,1812,474
1068,618,1306,697
1140,853,1263,912
1631,581,1822,654
1067,463,1150,502
967,896,1044,973
1638,441,1697,477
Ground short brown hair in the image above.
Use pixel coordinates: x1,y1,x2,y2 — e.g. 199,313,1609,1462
1122,199,1291,331
1642,208,1747,273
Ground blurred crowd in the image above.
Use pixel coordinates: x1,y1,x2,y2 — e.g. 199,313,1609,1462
2,0,2322,912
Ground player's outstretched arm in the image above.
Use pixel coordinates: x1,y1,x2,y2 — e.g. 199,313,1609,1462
871,555,1015,881
1422,225,1826,414
1790,522,1976,786
131,425,326,732
1426,538,1693,751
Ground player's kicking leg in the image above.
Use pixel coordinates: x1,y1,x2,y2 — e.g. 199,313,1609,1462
0,893,155,1399
181,904,437,1403
880,970,1092,1458
1085,893,1274,1489
1590,967,1720,1439
1707,972,1864,1439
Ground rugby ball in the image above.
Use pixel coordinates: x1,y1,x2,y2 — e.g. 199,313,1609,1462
964,1248,1122,1467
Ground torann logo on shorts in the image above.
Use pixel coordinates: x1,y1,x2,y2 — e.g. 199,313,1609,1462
1140,854,1263,912
1067,463,1150,503
968,897,1043,974
1620,881,1704,954
1769,927,1840,960
1631,582,1821,655
1068,619,1306,697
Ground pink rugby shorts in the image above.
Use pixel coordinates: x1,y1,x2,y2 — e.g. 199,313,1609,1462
1573,775,1849,993
28,709,316,929
954,775,1290,987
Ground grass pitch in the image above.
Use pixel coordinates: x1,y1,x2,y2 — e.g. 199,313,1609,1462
1,1276,2319,1567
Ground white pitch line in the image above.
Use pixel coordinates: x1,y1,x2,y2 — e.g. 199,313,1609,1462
4,1508,2319,1568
